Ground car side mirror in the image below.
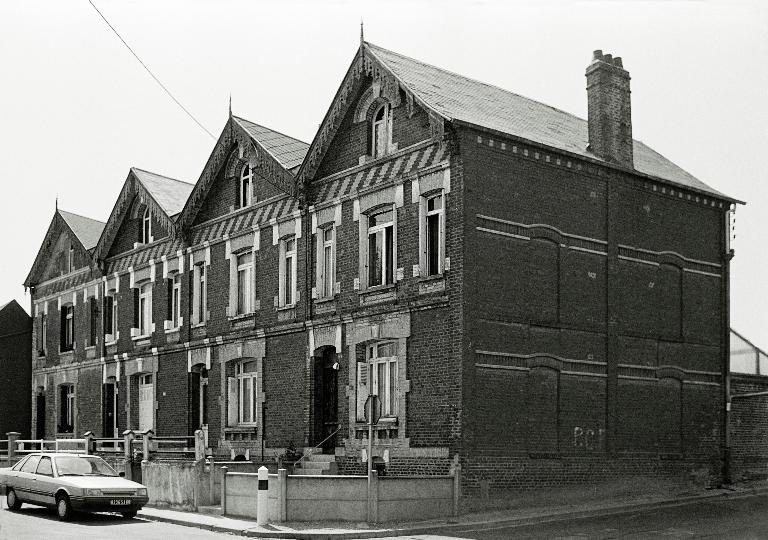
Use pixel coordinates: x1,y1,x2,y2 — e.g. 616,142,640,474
119,471,125,477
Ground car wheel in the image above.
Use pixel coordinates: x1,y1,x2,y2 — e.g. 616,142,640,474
6,488,22,511
121,510,137,519
56,493,73,521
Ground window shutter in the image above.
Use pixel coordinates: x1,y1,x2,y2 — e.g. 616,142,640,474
356,362,368,422
104,296,113,334
133,289,139,328
60,307,66,350
37,314,43,350
227,377,238,426
167,278,173,320
59,385,67,431
235,175,241,209
192,266,201,323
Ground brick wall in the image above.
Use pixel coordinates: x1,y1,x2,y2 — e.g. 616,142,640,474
0,303,32,438
730,374,768,481
263,330,308,448
76,365,102,434
156,351,188,435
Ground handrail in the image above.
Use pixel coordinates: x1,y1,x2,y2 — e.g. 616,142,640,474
293,427,341,468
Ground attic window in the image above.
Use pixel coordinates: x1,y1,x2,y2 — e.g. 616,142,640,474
141,208,152,244
239,164,253,209
67,244,74,273
372,103,393,158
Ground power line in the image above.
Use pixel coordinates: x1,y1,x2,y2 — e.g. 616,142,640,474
87,0,216,139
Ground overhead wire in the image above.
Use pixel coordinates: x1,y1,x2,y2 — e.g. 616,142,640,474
87,0,216,140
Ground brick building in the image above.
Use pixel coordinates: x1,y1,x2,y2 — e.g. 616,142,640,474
24,41,739,494
0,299,32,439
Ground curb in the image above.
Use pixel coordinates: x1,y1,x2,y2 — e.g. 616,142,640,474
139,487,768,539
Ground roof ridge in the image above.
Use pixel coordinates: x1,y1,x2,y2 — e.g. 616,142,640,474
232,115,310,147
58,208,106,225
130,166,194,187
366,41,592,132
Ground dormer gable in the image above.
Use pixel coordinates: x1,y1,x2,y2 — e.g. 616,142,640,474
177,114,309,230
93,168,193,261
24,209,105,288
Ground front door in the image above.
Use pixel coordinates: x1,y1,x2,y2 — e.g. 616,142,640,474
103,382,116,437
138,374,154,432
35,392,46,439
313,348,338,453
189,368,208,441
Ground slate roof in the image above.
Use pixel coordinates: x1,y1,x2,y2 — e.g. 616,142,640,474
233,116,309,171
367,43,733,201
131,168,195,218
58,210,106,251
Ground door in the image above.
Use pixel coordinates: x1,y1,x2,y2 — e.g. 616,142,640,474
103,382,116,438
16,455,41,502
188,367,208,440
138,374,154,432
35,392,46,439
313,348,338,453
34,456,56,507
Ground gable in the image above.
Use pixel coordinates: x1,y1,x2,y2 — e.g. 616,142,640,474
315,81,432,180
0,300,30,335
107,195,170,258
178,115,308,231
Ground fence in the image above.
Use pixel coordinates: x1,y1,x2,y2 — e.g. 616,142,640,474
0,432,87,466
220,463,461,523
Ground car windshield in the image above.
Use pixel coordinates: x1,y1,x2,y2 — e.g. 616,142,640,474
54,456,118,477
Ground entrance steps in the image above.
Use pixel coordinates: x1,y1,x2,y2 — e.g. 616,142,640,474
197,505,222,516
292,453,338,475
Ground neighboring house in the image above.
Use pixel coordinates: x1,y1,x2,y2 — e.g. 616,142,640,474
24,41,740,495
0,300,32,439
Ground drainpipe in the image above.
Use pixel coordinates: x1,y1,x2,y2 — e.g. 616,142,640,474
722,206,734,485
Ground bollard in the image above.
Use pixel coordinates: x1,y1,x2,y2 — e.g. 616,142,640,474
221,466,228,515
256,465,269,525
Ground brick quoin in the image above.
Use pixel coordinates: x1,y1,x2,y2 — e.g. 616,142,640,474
22,42,740,500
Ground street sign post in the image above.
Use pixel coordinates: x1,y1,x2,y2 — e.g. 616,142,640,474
364,393,380,509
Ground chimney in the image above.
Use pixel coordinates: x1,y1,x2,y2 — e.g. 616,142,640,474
586,49,633,168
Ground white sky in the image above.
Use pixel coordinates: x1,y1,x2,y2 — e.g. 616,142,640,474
1,0,766,348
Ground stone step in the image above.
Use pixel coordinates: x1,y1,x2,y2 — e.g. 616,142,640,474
292,466,337,476
304,453,337,462
197,505,222,516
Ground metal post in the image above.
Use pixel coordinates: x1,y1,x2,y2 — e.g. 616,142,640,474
451,454,461,517
277,468,287,522
221,466,228,515
209,454,216,505
6,432,19,464
257,465,269,525
122,430,134,481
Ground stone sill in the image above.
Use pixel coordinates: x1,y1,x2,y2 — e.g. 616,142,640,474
359,285,396,306
164,328,181,335
417,275,446,295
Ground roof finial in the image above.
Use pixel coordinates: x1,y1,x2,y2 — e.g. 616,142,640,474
360,18,364,45
229,94,232,118
55,195,58,212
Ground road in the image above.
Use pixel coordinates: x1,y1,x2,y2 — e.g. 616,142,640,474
386,493,768,540
0,500,234,540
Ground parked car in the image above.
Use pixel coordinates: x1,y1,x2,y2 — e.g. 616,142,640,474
0,453,148,520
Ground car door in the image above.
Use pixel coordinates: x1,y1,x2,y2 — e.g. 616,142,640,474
2,456,28,496
16,455,41,503
34,456,56,507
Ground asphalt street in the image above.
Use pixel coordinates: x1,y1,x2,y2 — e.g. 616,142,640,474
388,492,768,540
0,500,233,540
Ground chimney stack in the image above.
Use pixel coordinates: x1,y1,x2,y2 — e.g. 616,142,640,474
586,50,633,168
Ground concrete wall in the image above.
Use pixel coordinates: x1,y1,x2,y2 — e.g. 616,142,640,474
141,459,208,510
285,475,367,522
377,476,453,521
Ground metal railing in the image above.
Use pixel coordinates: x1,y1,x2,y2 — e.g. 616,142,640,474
292,427,341,469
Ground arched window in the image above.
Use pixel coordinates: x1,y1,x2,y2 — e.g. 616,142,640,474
142,208,152,244
239,164,252,208
372,103,392,158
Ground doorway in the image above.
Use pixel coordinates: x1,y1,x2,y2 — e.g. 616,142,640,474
35,389,45,439
102,380,117,438
313,347,339,453
138,374,154,432
189,366,208,443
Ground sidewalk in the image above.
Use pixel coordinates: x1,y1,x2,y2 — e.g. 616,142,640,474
138,482,768,539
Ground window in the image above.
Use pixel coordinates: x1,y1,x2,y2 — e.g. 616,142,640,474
192,263,207,324
142,208,152,244
279,237,297,306
367,208,395,287
368,342,398,416
59,384,74,433
169,274,181,328
236,360,258,425
36,456,53,477
317,227,335,298
60,304,74,352
104,294,117,340
237,253,253,314
424,193,444,276
68,244,74,273
20,455,41,474
372,103,392,158
239,164,252,208
139,283,152,336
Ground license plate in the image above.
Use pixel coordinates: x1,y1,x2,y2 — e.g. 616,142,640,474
110,499,130,506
